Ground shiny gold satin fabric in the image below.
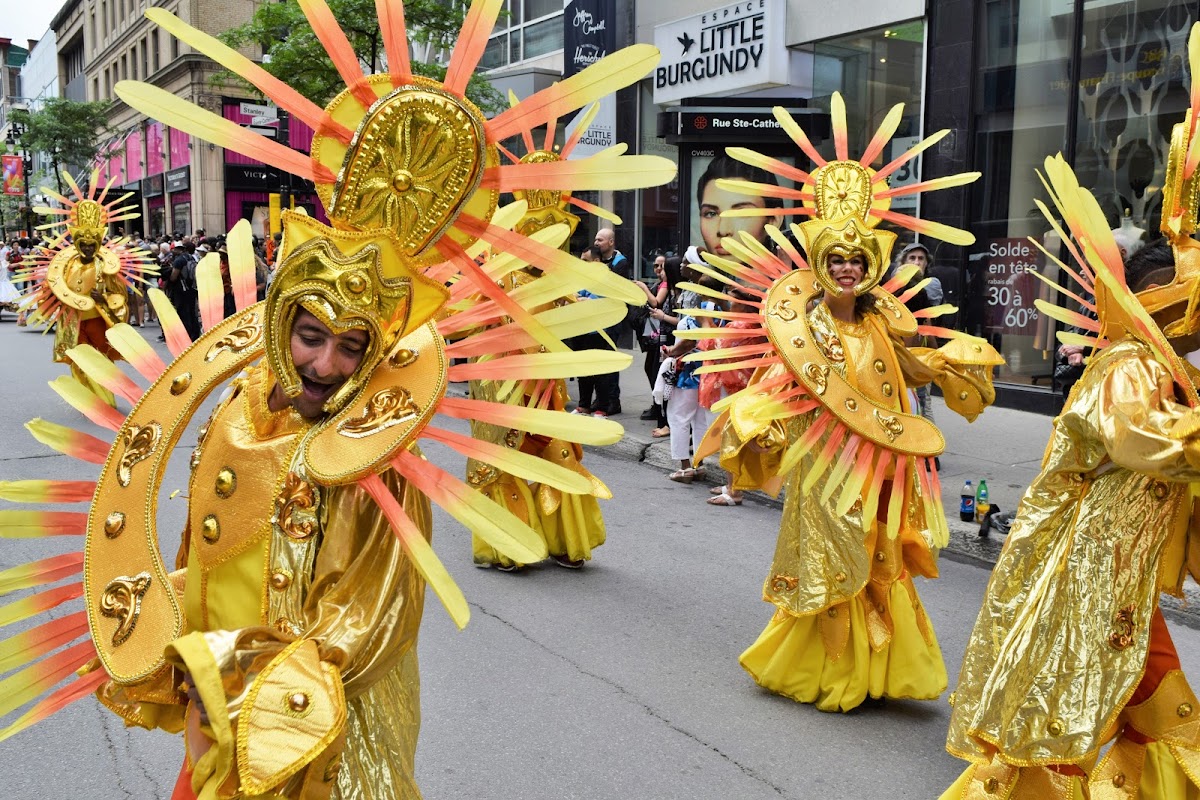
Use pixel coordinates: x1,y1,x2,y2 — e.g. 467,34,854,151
116,363,428,798
947,338,1200,768
721,307,955,625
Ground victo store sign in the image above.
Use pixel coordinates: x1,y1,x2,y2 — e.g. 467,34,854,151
653,0,789,106
983,238,1042,336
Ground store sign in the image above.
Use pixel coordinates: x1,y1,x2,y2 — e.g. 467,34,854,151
563,0,617,159
239,101,276,121
225,163,283,191
165,166,189,193
681,110,782,135
142,174,164,198
653,0,789,105
983,238,1042,335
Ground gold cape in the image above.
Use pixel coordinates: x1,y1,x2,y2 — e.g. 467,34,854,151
947,337,1200,768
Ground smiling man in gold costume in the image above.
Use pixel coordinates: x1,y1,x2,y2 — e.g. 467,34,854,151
942,24,1200,799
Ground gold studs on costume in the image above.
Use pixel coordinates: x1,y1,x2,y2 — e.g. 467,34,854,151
215,468,236,498
1047,718,1065,737
104,512,126,539
1178,702,1193,718
170,373,192,395
270,571,292,591
201,515,220,543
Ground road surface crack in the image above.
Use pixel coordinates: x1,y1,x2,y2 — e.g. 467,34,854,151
472,602,793,798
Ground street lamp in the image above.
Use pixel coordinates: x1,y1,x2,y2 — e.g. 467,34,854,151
6,110,34,238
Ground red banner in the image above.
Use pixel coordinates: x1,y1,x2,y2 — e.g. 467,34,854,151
2,155,23,196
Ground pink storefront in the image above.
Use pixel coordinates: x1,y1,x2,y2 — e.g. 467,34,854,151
222,99,327,235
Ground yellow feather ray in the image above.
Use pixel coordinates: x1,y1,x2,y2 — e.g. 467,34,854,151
447,299,627,358
196,251,223,332
0,480,95,504
0,669,106,745
831,92,849,160
873,129,950,182
115,82,322,182
0,640,95,719
877,172,981,199
886,455,908,540
360,474,469,630
227,219,258,312
1034,299,1101,333
862,448,892,526
393,449,548,564
773,107,826,167
1057,331,1105,348
143,8,349,144
836,443,876,517
561,102,602,157
488,45,661,143
65,346,141,405
443,0,504,97
448,351,631,381
0,510,88,538
48,375,125,432
0,584,83,628
482,155,677,192
1027,264,1097,314
419,426,591,494
726,147,812,185
567,196,622,224
0,554,83,596
801,423,846,495
875,210,976,246
438,397,623,445
24,419,109,465
778,412,834,477
105,323,167,382
860,103,905,166
147,288,192,358
820,433,862,505
715,179,811,202
376,0,412,85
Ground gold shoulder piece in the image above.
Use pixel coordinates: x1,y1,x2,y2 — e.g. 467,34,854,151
86,305,268,683
45,248,97,312
765,270,943,457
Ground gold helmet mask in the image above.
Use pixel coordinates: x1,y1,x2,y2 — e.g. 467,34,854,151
69,199,107,247
793,159,895,297
265,211,450,415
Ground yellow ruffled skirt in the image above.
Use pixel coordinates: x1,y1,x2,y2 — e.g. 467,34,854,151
472,478,541,568
539,491,606,563
739,577,946,712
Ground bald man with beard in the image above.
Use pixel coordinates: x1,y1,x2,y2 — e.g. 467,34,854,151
589,228,630,415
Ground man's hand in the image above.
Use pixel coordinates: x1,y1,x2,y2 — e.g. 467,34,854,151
181,672,209,725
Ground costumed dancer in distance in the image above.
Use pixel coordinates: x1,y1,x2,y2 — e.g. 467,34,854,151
0,1,674,797
943,22,1200,800
16,177,155,405
679,94,1002,712
468,98,616,571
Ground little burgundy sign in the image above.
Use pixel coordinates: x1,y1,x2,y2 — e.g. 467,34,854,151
653,0,789,105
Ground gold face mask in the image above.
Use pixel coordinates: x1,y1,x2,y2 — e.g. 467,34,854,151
68,199,106,247
264,212,449,415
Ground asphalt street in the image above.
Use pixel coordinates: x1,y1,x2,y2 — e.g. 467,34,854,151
1,314,1199,799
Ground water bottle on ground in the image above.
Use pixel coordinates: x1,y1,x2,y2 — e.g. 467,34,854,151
960,480,975,522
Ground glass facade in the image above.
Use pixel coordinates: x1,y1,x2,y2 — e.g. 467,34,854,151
963,0,1198,388
481,0,565,70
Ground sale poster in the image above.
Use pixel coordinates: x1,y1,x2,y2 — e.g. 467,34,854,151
983,237,1042,336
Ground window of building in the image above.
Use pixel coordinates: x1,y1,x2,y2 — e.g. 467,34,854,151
104,67,110,99
142,38,148,77
171,35,179,60
93,77,99,101
131,48,137,80
121,54,127,80
153,30,160,71
482,0,563,70
90,13,96,53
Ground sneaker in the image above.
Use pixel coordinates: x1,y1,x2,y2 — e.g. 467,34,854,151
551,554,585,569
571,407,591,415
592,409,608,417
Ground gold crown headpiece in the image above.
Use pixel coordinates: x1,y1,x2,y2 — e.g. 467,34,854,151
68,199,106,244
713,93,979,296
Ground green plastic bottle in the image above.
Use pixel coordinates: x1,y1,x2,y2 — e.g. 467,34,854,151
975,479,990,523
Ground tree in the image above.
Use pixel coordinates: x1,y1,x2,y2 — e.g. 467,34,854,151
219,0,504,114
10,98,119,197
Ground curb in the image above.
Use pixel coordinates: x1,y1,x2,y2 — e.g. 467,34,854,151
587,432,1200,630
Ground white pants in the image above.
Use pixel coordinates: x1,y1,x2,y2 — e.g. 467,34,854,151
667,386,711,462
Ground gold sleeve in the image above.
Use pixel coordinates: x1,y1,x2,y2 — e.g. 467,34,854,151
710,365,791,496
302,468,429,699
901,341,1000,422
1076,349,1200,481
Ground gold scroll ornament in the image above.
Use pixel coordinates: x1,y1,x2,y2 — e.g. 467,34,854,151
764,269,944,457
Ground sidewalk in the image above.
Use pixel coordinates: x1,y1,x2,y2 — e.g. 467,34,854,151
581,347,1200,627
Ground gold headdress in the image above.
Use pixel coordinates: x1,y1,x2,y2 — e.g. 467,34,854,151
15,169,156,322
1032,22,1200,406
0,0,676,743
673,93,997,548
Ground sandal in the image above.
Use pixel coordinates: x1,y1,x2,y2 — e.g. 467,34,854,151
651,426,670,438
707,492,742,506
709,484,728,496
668,468,696,483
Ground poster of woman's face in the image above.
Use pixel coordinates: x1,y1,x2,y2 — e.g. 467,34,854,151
689,152,784,257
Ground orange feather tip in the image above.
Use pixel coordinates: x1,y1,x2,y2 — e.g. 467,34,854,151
0,510,88,538
0,583,84,629
0,553,84,596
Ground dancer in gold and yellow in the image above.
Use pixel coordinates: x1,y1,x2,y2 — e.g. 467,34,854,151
0,2,673,798
682,96,1001,712
942,23,1200,800
467,109,619,571
17,181,154,406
